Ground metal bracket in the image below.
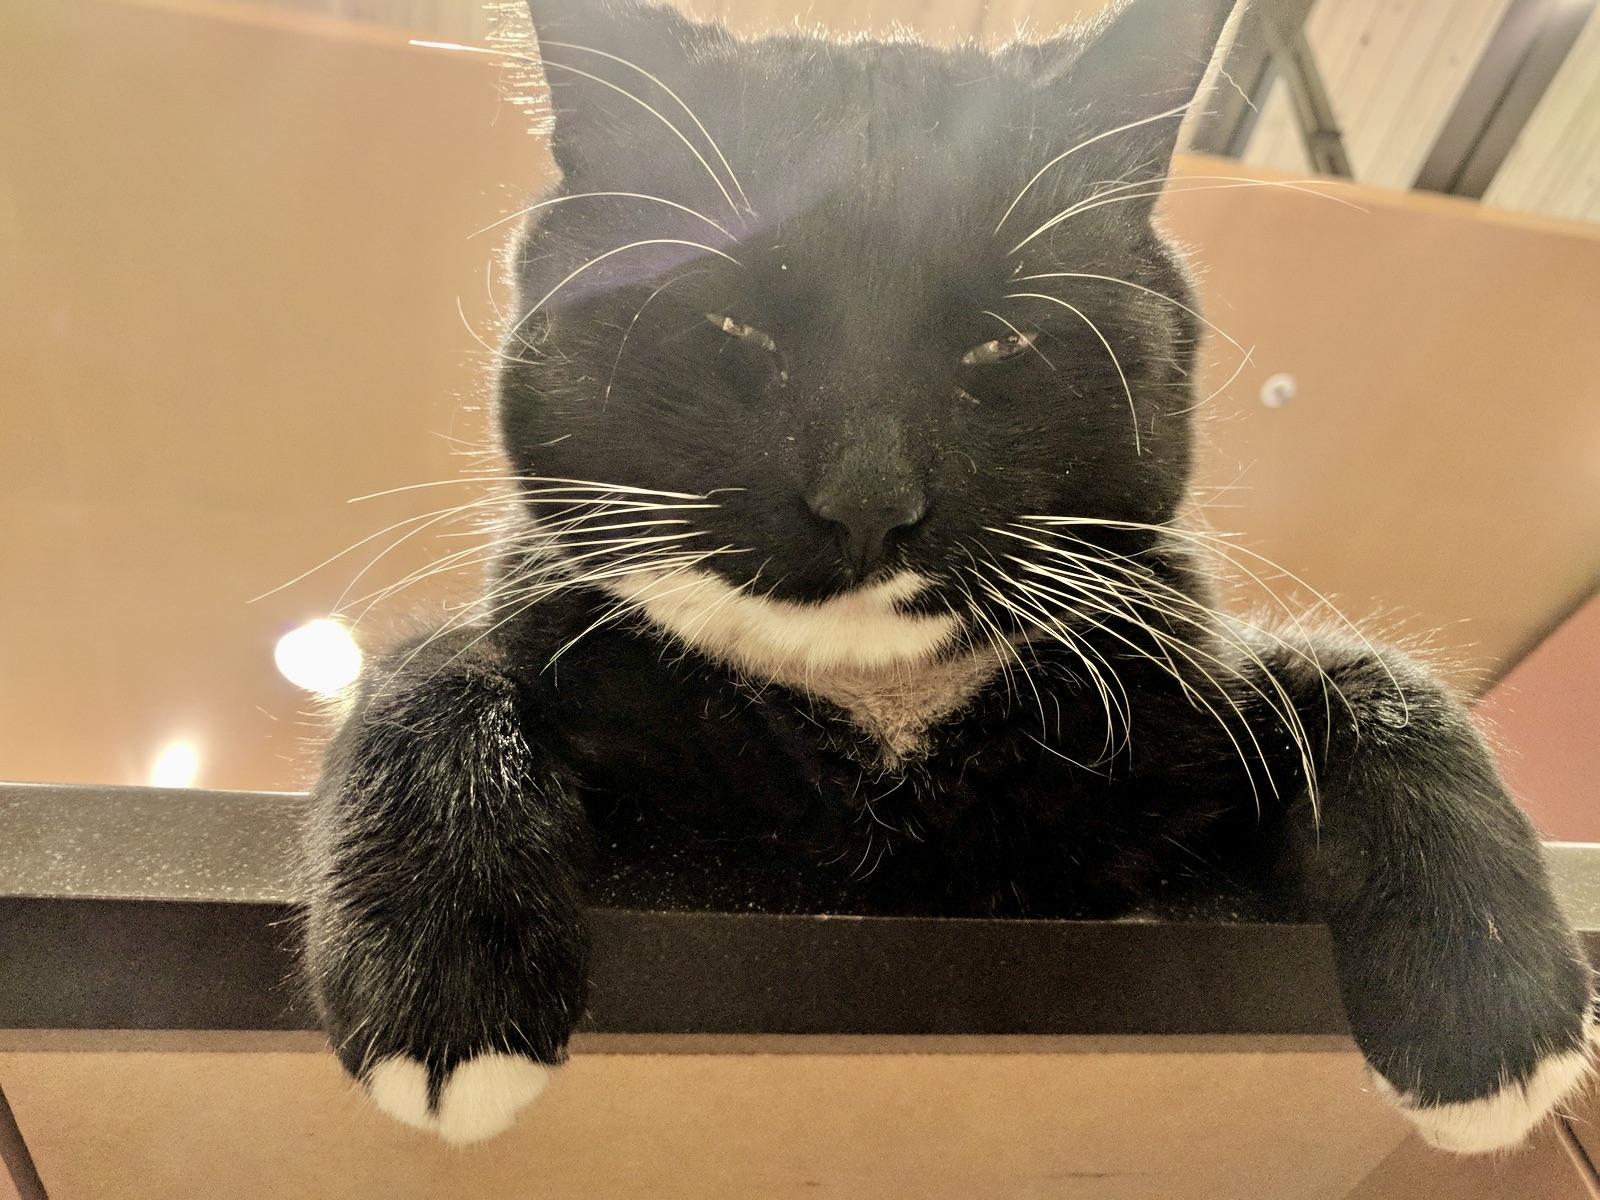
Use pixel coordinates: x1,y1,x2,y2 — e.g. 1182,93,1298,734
1189,0,1353,179
1414,0,1597,199
0,1083,47,1200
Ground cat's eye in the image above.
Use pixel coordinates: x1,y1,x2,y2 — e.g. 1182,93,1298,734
707,313,777,354
962,331,1037,365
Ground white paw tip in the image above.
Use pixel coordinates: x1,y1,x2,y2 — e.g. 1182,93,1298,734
1372,1034,1596,1155
366,1052,551,1146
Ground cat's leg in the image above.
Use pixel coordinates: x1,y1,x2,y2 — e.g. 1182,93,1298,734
302,629,590,1145
1233,635,1595,1153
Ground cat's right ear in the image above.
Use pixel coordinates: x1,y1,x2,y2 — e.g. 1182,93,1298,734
524,0,729,184
1021,0,1238,184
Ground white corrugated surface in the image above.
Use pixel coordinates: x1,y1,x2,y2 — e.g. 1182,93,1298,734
1485,3,1600,222
1240,0,1511,186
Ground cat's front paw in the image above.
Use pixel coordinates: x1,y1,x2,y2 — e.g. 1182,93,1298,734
307,890,587,1145
366,1052,554,1146
1370,1019,1597,1154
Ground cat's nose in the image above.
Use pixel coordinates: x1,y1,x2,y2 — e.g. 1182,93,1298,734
806,487,927,581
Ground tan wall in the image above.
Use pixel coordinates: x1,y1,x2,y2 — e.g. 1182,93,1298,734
1170,165,1600,680
1478,591,1600,841
4,1033,1599,1198
0,1034,1411,1200
2,0,1598,791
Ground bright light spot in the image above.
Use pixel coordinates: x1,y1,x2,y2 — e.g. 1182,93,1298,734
275,619,363,696
150,741,199,789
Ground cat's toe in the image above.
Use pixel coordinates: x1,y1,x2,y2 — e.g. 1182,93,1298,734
366,1052,552,1145
1371,1030,1597,1154
367,1055,436,1132
436,1054,553,1145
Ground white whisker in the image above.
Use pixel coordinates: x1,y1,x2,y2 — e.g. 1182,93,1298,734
605,268,709,407
345,476,713,503
542,548,746,669
539,40,755,220
992,103,1190,235
1009,176,1364,257
966,565,1129,766
251,493,518,604
470,191,736,242
998,565,1274,808
342,543,506,618
409,39,746,221
1004,291,1140,454
1004,516,1390,816
457,296,536,367
1010,271,1247,360
955,544,1046,739
515,238,742,335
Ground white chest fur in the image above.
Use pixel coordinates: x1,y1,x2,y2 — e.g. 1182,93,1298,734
606,569,997,764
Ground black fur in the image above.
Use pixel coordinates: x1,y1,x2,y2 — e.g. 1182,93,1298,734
304,0,1593,1141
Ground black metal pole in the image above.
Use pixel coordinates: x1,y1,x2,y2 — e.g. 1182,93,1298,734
0,1081,47,1200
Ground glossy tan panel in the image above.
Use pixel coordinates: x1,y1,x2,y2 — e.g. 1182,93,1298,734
1163,158,1600,692
0,0,554,790
0,1043,1408,1199
3,0,1599,794
1344,1101,1600,1199
1475,592,1600,841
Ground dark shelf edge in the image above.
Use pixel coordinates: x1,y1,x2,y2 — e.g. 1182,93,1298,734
1,783,1596,1040
0,898,1353,1036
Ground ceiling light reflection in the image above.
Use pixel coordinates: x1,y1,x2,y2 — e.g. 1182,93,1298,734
275,619,363,696
150,741,199,789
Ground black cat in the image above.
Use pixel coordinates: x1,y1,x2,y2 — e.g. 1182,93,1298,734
303,0,1595,1150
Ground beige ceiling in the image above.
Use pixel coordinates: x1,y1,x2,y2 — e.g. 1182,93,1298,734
1243,0,1600,224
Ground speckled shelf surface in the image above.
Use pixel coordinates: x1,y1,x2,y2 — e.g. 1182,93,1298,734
1,781,1596,1038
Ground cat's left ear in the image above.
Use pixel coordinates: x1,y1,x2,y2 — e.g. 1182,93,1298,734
524,0,730,183
525,0,715,69
1029,0,1238,175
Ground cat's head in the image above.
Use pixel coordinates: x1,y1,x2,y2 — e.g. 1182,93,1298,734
499,0,1234,672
